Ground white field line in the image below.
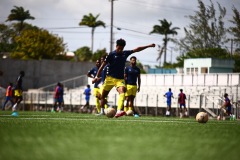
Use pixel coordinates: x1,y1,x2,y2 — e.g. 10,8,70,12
0,115,195,123
1,115,238,124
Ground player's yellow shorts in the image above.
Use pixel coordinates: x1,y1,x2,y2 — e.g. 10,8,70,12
93,88,100,97
102,76,125,91
125,84,137,97
14,89,22,97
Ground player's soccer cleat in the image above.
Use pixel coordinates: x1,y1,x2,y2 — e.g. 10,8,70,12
11,112,18,117
114,111,126,118
95,112,105,116
51,108,56,113
134,114,140,118
180,113,183,118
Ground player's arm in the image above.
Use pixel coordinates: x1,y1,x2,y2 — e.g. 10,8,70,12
132,44,155,53
87,70,94,79
124,67,128,85
92,61,106,84
137,74,141,92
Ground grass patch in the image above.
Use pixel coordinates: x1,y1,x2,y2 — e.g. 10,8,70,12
0,111,239,160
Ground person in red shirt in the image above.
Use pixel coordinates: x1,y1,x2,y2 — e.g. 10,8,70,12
2,82,14,110
178,89,187,118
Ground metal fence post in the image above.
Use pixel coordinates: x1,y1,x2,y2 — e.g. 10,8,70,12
145,94,148,115
156,94,158,116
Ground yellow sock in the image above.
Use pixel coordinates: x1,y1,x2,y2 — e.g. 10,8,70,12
124,106,128,112
95,98,101,113
117,93,125,111
104,104,108,109
104,97,108,109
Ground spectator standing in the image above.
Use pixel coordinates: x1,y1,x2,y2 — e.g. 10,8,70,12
178,89,187,118
164,88,174,116
2,82,14,110
83,84,91,108
52,82,64,113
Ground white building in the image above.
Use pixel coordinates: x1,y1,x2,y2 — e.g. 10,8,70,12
184,58,235,75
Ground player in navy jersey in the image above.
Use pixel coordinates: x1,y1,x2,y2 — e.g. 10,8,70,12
87,59,101,113
92,38,155,117
11,71,25,116
124,56,141,117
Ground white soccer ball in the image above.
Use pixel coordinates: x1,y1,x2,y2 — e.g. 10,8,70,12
104,108,116,118
196,112,208,123
126,110,134,116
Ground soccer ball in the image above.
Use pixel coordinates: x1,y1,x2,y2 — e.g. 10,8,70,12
105,108,116,118
126,110,133,116
196,112,208,123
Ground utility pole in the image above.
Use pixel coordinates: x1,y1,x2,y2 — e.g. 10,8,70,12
110,0,115,52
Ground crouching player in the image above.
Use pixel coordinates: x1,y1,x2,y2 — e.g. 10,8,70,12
220,93,232,117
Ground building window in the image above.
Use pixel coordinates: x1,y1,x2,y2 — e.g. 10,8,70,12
195,68,198,74
201,67,208,73
187,68,190,74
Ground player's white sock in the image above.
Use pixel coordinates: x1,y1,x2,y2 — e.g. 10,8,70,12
180,112,183,118
166,111,170,116
12,103,17,111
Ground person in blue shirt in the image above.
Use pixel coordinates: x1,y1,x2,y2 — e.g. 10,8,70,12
83,84,91,108
124,56,141,117
92,38,155,117
164,88,174,116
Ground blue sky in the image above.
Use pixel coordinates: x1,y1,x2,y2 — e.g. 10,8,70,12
1,0,239,67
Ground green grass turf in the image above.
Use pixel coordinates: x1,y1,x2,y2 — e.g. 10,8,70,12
0,111,239,160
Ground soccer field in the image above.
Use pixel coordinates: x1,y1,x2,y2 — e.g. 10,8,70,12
0,111,239,160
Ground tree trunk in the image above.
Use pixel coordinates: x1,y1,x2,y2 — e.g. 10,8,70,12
91,28,94,53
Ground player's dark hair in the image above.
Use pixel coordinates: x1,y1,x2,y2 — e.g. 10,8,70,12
130,56,137,60
116,38,126,47
20,71,25,76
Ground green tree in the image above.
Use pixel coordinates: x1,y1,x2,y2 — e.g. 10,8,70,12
176,0,227,53
12,29,66,60
0,24,16,54
75,46,92,61
92,48,108,61
6,6,35,33
150,19,179,65
79,13,105,52
229,6,240,49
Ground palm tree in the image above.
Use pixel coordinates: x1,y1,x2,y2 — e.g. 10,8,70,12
6,6,35,33
79,13,106,52
150,19,179,64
